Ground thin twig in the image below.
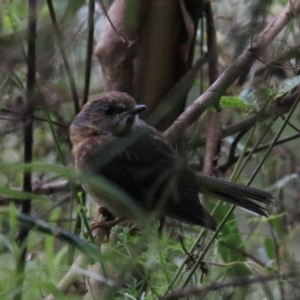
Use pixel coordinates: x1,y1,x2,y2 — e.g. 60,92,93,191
82,0,95,105
218,130,300,173
218,130,248,174
14,0,36,299
46,0,80,114
98,0,127,44
0,108,70,128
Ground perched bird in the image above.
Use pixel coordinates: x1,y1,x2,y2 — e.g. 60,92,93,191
70,92,272,230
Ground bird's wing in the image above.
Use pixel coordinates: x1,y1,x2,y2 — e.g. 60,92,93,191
164,167,217,230
93,127,217,229
197,175,272,216
91,127,175,204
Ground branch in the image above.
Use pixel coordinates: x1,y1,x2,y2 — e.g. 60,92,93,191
46,0,79,114
188,87,300,149
163,0,300,143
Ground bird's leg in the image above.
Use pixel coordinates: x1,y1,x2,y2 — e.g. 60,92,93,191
90,207,125,242
90,217,125,230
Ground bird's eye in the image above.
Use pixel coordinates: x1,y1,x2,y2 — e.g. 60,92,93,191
104,106,115,116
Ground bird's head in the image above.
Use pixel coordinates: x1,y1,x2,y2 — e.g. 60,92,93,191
70,92,147,141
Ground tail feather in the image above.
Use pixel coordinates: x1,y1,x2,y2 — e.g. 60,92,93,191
198,175,273,216
166,203,217,230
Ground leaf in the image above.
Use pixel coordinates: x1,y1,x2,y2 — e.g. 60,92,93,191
0,188,50,202
268,214,284,238
264,238,275,261
206,201,245,266
269,173,299,191
0,212,103,263
239,87,271,105
274,75,300,98
0,162,147,223
244,261,275,300
219,96,253,109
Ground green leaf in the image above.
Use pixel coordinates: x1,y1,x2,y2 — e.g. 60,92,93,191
264,238,275,260
219,96,253,109
0,187,50,202
0,212,102,263
268,214,284,238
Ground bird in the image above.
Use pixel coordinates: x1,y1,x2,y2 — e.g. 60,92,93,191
69,92,272,231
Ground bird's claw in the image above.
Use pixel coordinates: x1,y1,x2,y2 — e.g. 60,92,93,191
90,217,125,242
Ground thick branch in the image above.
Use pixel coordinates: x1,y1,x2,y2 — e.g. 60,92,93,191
95,0,149,94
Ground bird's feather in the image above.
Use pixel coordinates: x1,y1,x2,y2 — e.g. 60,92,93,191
70,92,273,230
87,126,216,228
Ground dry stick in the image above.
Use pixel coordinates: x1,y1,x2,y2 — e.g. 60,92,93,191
14,1,36,299
164,0,300,143
217,129,300,173
242,132,300,159
282,116,300,134
188,114,260,149
218,130,249,174
181,90,300,290
163,271,300,300
0,108,68,128
98,0,127,44
82,0,95,106
46,0,80,114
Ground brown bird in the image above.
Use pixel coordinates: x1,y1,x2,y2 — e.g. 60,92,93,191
70,92,272,230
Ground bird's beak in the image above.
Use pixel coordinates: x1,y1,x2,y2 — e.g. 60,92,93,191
114,104,147,136
127,104,147,115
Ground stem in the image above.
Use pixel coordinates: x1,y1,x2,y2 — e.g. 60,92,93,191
14,0,36,299
46,0,80,114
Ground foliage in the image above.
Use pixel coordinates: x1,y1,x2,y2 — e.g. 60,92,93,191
0,0,300,299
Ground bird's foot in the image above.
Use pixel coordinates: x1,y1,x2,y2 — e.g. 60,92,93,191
90,207,124,242
90,217,125,231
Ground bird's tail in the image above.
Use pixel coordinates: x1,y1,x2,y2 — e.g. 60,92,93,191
197,175,273,216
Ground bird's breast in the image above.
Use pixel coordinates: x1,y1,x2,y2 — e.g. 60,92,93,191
72,135,117,172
